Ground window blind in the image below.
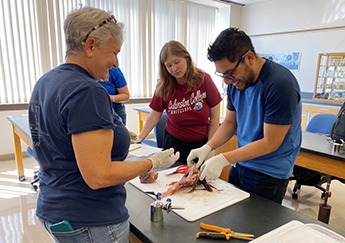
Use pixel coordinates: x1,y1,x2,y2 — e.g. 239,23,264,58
0,0,217,104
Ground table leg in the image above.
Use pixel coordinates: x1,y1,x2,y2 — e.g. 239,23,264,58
11,124,26,181
137,112,144,135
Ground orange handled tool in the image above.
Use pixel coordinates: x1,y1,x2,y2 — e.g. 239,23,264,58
166,165,189,175
196,222,254,241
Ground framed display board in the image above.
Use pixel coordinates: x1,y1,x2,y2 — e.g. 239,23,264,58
313,53,345,103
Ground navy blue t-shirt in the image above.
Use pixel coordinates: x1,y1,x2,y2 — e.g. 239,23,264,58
227,59,302,179
29,63,130,227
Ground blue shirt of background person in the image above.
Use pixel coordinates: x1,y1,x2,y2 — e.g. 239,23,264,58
98,67,129,125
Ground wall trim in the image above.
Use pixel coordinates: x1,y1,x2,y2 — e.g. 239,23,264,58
0,152,29,162
0,104,29,111
250,25,345,38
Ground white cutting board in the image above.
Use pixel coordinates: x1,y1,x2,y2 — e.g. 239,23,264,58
251,221,304,242
252,220,345,242
129,167,250,222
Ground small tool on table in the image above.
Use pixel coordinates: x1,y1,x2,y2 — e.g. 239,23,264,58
196,222,254,241
166,165,189,176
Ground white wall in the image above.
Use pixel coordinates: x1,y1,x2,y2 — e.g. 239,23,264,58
229,5,242,28
239,0,345,92
241,0,345,35
125,102,151,134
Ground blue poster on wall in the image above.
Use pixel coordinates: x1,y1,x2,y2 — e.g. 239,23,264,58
260,52,301,71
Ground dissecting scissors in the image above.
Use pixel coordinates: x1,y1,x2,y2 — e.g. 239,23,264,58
196,222,255,241
166,165,189,176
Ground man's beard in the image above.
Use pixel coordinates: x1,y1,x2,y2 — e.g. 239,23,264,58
235,63,256,91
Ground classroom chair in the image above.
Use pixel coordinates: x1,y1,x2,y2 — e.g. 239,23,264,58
290,113,338,200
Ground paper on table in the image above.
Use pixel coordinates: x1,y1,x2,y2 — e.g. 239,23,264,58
129,143,162,157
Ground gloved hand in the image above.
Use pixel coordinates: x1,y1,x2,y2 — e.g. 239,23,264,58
199,154,229,181
128,131,139,144
148,148,180,171
133,137,143,144
187,144,212,168
205,150,215,161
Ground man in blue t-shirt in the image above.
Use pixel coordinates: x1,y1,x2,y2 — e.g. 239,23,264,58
187,28,301,204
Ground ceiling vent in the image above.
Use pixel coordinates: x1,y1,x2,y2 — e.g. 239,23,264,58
211,0,245,6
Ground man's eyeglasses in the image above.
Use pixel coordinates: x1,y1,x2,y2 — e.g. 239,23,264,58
82,15,117,45
215,50,251,79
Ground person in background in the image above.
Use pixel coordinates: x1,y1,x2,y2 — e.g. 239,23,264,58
187,28,302,204
98,67,129,125
29,7,179,243
136,40,222,166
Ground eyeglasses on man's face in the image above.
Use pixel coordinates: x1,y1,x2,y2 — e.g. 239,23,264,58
215,50,251,80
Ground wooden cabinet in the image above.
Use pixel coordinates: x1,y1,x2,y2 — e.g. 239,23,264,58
220,96,227,117
309,105,339,120
313,52,345,104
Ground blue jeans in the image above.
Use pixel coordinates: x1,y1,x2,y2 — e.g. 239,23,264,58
114,104,126,126
228,163,289,204
39,218,129,243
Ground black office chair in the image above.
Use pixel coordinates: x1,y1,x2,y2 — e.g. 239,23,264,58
290,114,339,200
27,147,39,191
142,113,167,148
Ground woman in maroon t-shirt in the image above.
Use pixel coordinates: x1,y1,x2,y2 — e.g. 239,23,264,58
136,41,222,166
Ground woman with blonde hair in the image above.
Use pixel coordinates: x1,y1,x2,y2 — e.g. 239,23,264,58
136,40,222,166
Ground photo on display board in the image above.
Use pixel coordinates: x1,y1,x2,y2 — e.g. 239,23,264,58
260,52,301,71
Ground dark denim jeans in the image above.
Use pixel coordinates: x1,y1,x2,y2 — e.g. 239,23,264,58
39,218,129,243
228,163,289,204
114,104,126,126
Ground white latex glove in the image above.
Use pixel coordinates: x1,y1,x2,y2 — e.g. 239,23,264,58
128,131,137,139
133,137,143,144
187,144,212,168
128,131,139,144
205,150,215,161
199,154,229,181
148,148,180,171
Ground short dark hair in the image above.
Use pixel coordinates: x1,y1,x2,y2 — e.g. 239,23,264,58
207,27,256,63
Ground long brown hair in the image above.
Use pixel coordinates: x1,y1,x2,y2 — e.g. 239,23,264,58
156,41,204,99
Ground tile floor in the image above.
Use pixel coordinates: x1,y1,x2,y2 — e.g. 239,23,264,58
0,157,54,243
0,156,344,242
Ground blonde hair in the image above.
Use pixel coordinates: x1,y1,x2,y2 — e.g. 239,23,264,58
156,41,204,99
